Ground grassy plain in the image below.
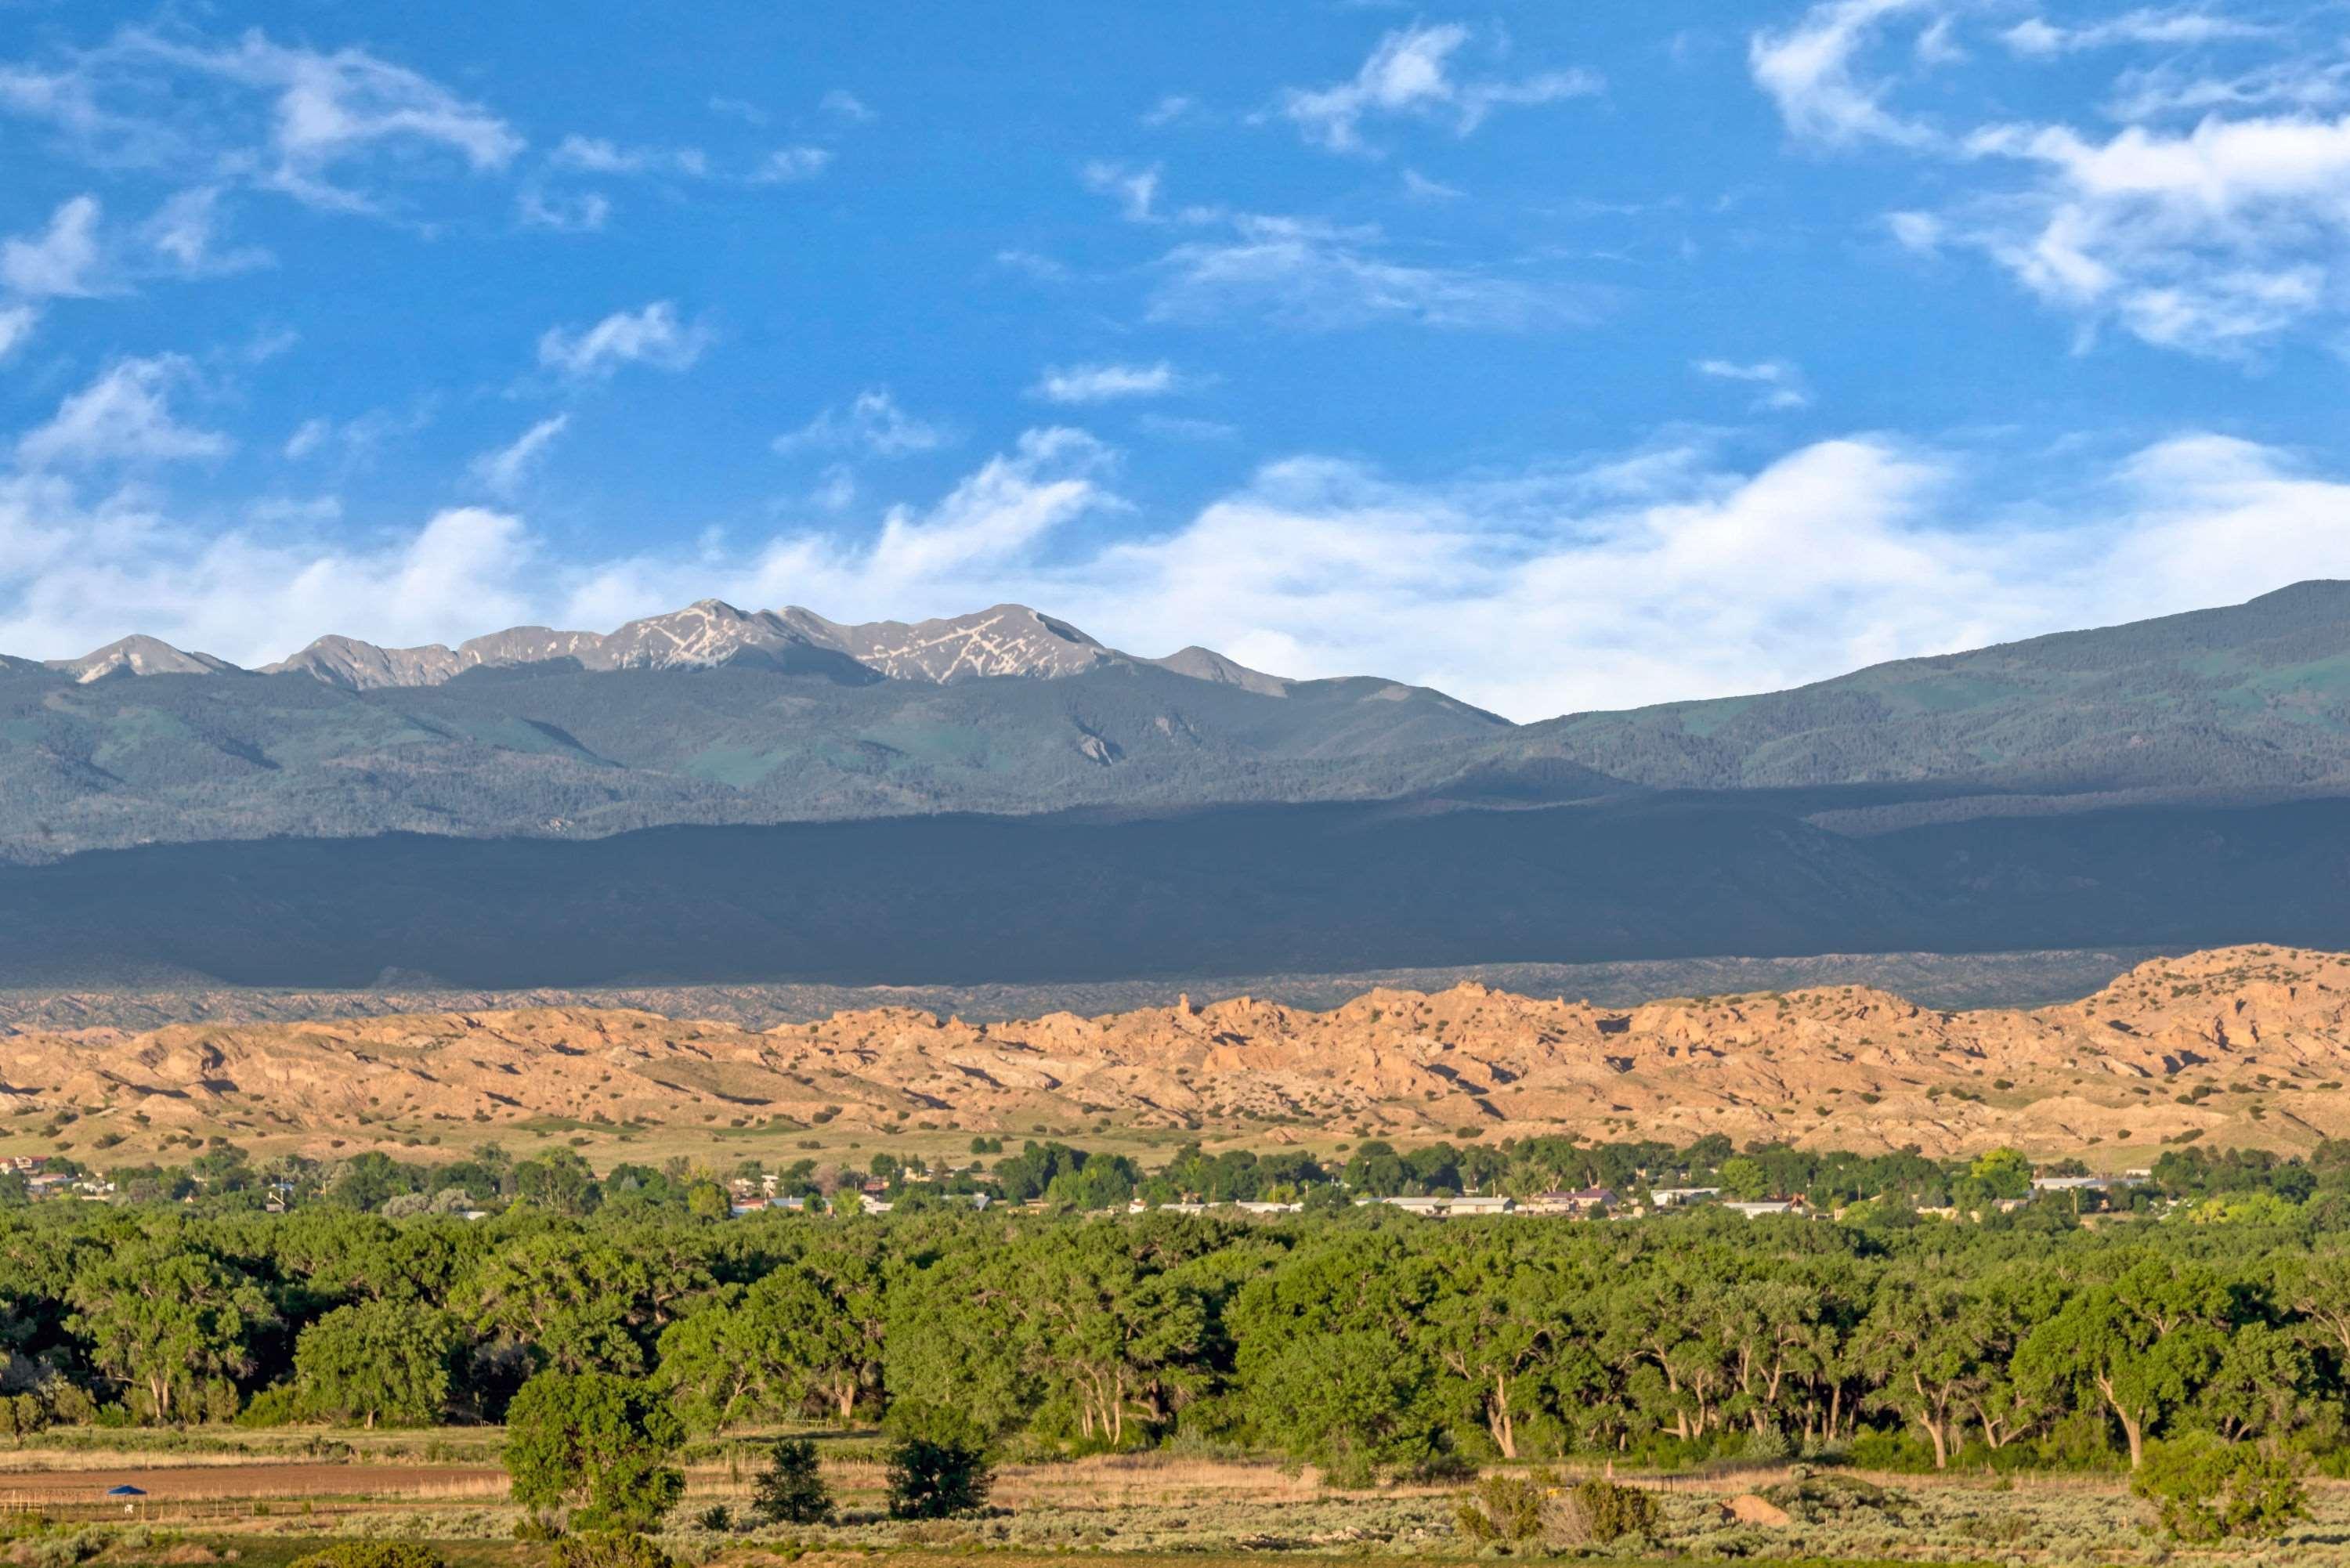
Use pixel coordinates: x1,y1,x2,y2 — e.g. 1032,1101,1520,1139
0,1432,2337,1567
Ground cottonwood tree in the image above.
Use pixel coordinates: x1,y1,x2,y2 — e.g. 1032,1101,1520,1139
67,1241,273,1423
1856,1274,1983,1468
504,1371,685,1530
2015,1258,2234,1468
295,1300,455,1427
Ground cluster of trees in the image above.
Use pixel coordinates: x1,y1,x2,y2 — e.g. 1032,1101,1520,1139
52,1129,2350,1237
7,1172,2350,1490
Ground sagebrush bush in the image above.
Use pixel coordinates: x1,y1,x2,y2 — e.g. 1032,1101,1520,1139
287,1545,446,1568
1543,1477,1662,1548
1455,1472,1551,1541
547,1533,675,1568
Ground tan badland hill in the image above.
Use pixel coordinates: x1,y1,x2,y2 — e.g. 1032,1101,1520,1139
5,945,2350,1165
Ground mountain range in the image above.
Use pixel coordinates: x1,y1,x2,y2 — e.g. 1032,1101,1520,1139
12,583,2350,992
47,600,1304,692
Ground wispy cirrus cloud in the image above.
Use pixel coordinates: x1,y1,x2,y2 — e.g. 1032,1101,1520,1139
1748,0,1942,150
537,301,709,378
1029,361,1184,404
1754,0,2350,358
468,414,570,497
551,134,707,177
0,305,37,361
16,354,230,468
2,196,105,297
2000,8,2274,59
751,145,832,183
1282,23,1600,154
0,26,522,216
1151,215,1600,331
1694,358,1811,410
773,389,950,459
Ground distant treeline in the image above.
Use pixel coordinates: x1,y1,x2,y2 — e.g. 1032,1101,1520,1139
4,1135,2350,1481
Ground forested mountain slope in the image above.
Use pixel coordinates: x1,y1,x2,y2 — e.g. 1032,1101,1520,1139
1519,580,2350,793
6,793,2349,991
0,657,1523,859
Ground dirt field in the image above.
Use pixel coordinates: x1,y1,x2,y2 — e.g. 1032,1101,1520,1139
0,1463,503,1505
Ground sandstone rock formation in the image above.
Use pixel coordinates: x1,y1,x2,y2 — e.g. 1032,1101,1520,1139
4,945,2346,1162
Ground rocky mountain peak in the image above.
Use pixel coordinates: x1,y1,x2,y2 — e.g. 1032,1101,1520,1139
44,636,242,684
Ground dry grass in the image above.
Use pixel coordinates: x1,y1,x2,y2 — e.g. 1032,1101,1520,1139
31,1449,2350,1563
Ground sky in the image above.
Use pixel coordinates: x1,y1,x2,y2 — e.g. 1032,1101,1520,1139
5,1,2350,720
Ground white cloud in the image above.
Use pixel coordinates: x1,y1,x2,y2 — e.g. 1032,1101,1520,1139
0,490,540,666
2106,58,2350,121
751,145,832,183
564,427,1115,631
1029,362,1182,404
17,356,230,468
0,304,35,360
0,27,519,215
996,249,1071,282
1401,168,1465,201
2,195,103,298
1137,414,1238,442
279,403,433,468
708,96,768,127
1750,3,2350,358
820,90,873,123
773,389,949,459
1081,160,1163,222
1957,113,2350,355
2001,9,2272,58
1282,23,1600,154
551,135,707,178
537,301,709,378
283,419,331,461
1694,358,1812,410
143,186,270,275
516,189,611,233
1152,215,1597,331
468,414,570,497
15,428,2350,721
128,28,520,211
1749,0,1941,149
1142,95,1195,127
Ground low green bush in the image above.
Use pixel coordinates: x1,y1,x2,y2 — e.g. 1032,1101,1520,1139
2133,1434,2308,1541
287,1545,447,1568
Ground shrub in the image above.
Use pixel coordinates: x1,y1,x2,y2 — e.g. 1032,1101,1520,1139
750,1436,833,1525
2133,1434,2308,1541
1542,1477,1662,1548
1454,1472,1549,1542
1759,1472,1909,1525
884,1436,992,1519
548,1534,676,1568
693,1504,732,1532
287,1547,447,1568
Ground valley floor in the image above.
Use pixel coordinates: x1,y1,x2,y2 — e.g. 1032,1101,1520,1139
0,1436,2323,1566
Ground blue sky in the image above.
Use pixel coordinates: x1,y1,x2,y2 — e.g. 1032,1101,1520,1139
6,0,2350,719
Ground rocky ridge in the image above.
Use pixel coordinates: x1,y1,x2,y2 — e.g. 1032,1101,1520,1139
5,945,2346,1163
38,600,1300,693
